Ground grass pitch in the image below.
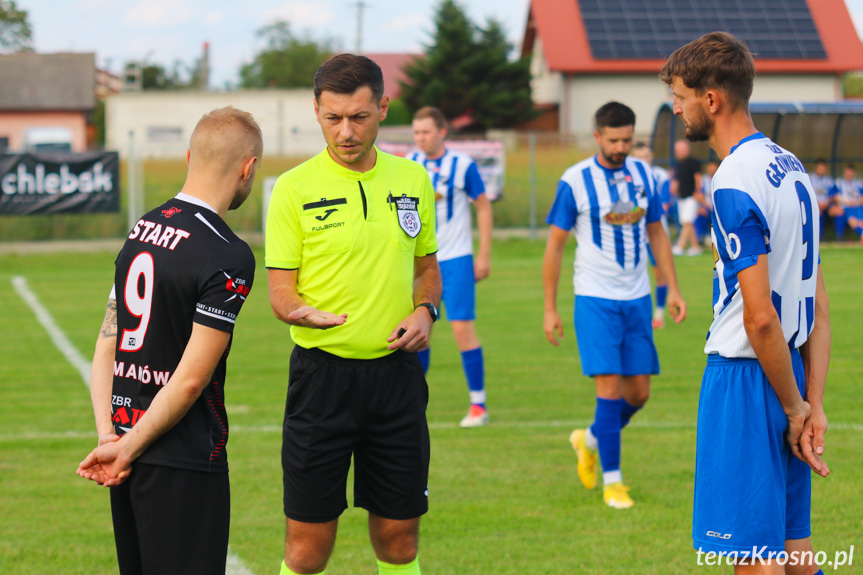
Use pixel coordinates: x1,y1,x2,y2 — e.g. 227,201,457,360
0,240,861,574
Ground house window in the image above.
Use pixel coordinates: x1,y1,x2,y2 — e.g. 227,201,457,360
147,127,183,143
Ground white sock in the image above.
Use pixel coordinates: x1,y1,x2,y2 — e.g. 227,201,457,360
469,390,486,405
603,470,622,485
584,426,598,450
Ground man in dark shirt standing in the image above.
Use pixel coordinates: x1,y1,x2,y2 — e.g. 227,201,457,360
671,140,703,255
77,106,262,575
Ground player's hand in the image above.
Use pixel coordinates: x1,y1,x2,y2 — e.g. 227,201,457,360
387,309,432,352
287,306,347,330
474,255,491,282
799,405,829,477
785,400,811,467
543,310,564,346
77,441,132,487
666,289,687,324
98,433,120,446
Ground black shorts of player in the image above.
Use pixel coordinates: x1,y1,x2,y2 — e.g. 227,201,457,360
110,462,230,575
283,345,430,523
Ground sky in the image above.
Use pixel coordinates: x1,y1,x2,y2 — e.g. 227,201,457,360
23,0,863,89
24,0,531,88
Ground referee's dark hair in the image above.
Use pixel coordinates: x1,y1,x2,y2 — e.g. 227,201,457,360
315,54,384,103
595,102,636,130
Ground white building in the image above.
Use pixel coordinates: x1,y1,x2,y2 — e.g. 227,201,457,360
105,90,324,158
522,0,863,142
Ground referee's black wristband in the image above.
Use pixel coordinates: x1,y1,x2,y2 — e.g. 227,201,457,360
414,302,438,323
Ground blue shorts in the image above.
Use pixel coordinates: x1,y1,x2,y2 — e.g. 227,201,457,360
573,294,659,377
693,350,810,554
439,255,475,321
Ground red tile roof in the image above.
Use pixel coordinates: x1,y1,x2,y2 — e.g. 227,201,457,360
365,53,420,99
523,0,863,74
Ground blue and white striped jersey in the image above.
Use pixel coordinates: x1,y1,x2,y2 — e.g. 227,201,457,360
833,177,862,206
409,149,485,262
706,133,819,358
546,155,663,300
809,173,834,204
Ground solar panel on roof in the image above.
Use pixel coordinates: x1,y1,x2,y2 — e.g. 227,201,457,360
578,0,826,60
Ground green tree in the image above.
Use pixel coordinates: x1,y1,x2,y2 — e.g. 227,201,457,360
239,21,335,88
844,72,863,99
91,99,105,147
0,0,32,54
467,20,535,129
400,0,535,130
401,0,476,120
383,98,412,125
124,58,203,91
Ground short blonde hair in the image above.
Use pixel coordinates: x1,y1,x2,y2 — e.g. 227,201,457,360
193,106,261,149
190,106,262,171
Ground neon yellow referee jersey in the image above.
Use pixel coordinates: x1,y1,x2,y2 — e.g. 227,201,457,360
265,147,438,359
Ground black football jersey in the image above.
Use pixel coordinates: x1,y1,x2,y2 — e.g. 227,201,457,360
110,195,255,472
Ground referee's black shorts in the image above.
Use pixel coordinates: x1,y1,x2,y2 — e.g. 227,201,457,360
110,462,230,575
283,345,430,523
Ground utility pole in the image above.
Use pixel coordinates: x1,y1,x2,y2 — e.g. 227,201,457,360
355,1,366,54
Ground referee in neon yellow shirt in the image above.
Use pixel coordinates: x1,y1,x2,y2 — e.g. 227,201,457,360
266,54,441,575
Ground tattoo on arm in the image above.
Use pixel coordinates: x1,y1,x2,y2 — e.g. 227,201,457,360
100,298,117,339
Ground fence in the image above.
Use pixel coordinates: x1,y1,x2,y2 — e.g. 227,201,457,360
0,135,597,244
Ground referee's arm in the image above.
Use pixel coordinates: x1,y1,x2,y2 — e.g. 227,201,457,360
268,268,348,329
387,253,442,352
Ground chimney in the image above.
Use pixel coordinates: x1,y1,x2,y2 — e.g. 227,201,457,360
200,42,210,91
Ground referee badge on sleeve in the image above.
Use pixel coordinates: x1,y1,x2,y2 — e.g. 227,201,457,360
395,195,422,238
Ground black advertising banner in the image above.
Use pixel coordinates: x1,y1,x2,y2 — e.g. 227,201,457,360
0,152,120,215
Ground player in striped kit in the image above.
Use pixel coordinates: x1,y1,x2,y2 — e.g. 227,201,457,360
410,106,493,427
543,102,686,508
829,164,863,240
809,159,836,239
662,31,831,573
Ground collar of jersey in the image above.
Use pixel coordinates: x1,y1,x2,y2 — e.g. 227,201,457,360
426,149,449,165
729,132,766,155
174,192,217,214
321,146,382,181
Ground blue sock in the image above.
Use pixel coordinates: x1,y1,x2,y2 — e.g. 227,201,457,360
619,398,642,429
461,347,485,408
417,348,430,374
655,285,667,309
835,214,847,239
589,397,621,474
814,571,824,575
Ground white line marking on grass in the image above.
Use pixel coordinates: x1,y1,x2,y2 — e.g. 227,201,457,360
12,275,92,386
226,552,256,575
12,275,256,575
5,421,862,444
229,421,863,433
